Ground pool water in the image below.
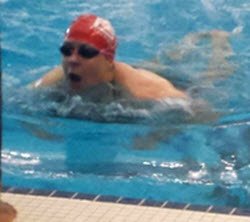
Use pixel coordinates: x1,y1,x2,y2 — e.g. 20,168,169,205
2,0,250,208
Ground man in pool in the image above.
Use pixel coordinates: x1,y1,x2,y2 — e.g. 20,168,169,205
30,14,187,100
30,14,233,101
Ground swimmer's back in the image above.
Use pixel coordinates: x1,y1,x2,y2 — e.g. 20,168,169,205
114,62,187,100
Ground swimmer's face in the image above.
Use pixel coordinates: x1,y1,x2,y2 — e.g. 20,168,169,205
60,41,113,91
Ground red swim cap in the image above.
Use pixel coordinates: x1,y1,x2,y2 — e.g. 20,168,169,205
65,14,117,61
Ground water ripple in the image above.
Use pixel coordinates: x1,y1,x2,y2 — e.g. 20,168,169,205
2,150,40,166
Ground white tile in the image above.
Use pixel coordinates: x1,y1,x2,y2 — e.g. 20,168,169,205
2,193,250,222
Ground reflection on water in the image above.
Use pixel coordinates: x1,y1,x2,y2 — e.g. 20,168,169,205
2,150,40,166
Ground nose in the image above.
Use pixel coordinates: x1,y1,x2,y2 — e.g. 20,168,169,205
67,48,80,61
64,48,83,68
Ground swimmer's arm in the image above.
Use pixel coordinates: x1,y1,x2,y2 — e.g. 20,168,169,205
169,30,234,79
167,32,210,60
168,30,232,60
209,30,233,58
203,30,234,79
28,66,64,89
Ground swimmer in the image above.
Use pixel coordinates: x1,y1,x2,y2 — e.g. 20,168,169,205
27,14,236,148
30,14,187,100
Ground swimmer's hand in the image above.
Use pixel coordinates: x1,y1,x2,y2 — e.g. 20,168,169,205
209,29,230,38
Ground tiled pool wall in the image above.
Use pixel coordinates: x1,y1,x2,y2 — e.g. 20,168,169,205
2,186,250,217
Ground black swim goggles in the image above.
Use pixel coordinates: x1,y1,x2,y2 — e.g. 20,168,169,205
60,42,100,59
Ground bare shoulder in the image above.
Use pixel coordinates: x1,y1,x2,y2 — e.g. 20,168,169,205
29,66,65,89
114,62,187,100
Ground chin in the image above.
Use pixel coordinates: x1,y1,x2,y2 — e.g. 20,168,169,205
69,82,83,91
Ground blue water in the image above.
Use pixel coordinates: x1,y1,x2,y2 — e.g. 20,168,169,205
2,0,250,208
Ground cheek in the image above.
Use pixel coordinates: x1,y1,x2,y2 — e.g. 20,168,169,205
78,63,101,81
83,60,102,74
62,58,72,68
62,60,68,72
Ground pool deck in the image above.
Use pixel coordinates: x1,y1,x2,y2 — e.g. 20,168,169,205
2,192,250,222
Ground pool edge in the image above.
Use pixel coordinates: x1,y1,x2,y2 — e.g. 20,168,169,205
2,185,250,217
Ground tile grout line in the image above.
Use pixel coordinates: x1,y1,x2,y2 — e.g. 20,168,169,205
28,189,34,195
206,206,213,213
71,192,78,199
93,195,101,202
138,199,146,206
183,204,191,210
116,197,123,203
161,201,168,208
229,208,237,215
48,190,56,197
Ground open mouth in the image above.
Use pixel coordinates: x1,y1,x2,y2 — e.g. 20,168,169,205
68,73,82,82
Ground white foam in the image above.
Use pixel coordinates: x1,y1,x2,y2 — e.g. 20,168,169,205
201,0,216,13
232,26,243,35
